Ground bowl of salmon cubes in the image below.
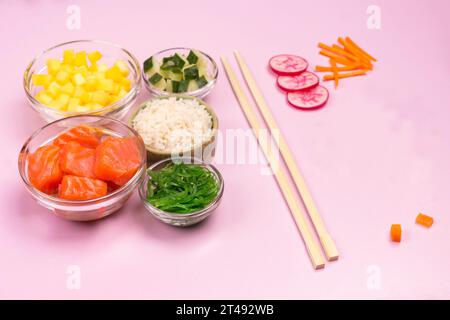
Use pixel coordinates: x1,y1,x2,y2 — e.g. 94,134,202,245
18,116,147,221
23,40,141,123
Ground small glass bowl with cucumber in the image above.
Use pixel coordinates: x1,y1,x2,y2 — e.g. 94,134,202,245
142,48,218,99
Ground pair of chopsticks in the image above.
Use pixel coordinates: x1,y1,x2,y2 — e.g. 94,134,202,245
221,52,339,269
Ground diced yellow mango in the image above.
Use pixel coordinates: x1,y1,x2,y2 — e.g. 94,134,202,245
114,60,130,77
120,78,131,91
88,51,102,64
72,73,86,86
47,59,61,75
105,65,123,81
86,102,104,110
47,82,61,97
67,98,81,112
60,64,74,73
73,105,91,113
98,78,114,92
73,86,85,98
60,82,75,95
55,70,71,84
74,51,87,66
63,49,75,64
47,99,66,110
96,72,106,80
35,90,53,105
91,90,110,106
112,83,120,95
34,50,133,112
76,65,89,77
117,88,128,99
83,75,98,91
32,74,52,87
80,92,93,104
57,93,70,107
88,63,98,72
109,95,119,103
98,63,108,72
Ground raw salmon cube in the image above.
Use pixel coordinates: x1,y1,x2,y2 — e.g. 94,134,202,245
58,175,107,200
27,144,63,194
53,125,102,148
59,141,96,178
94,137,141,186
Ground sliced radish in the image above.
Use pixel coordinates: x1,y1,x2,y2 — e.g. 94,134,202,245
277,72,319,92
287,85,329,110
269,54,308,76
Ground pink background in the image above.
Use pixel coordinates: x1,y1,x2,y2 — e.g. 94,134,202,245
1,0,449,299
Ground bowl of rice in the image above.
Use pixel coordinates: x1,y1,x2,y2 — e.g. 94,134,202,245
129,96,218,164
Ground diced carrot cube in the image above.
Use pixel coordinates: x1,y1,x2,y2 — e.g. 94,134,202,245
416,213,434,228
390,224,402,242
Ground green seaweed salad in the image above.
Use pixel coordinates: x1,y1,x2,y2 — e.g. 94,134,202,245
146,163,219,214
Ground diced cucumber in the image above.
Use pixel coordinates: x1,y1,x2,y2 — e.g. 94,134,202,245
143,57,153,73
161,53,185,70
145,51,211,93
187,79,199,92
198,64,209,77
152,77,167,91
196,76,208,88
187,50,199,65
183,65,199,80
172,53,186,69
177,80,189,93
166,79,173,93
144,57,160,76
171,80,180,93
160,68,183,82
149,73,163,85
194,50,208,69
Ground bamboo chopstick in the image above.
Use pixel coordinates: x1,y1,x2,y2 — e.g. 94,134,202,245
233,51,339,261
221,56,325,270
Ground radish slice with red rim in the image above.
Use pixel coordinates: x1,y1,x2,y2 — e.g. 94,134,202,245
287,85,329,110
277,72,319,92
269,54,308,76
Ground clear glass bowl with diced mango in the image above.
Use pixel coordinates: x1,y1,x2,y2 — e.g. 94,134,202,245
23,40,141,122
142,48,218,99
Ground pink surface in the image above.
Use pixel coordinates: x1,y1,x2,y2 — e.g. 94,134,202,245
1,0,449,299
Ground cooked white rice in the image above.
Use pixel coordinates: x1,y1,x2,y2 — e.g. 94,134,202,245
132,97,213,153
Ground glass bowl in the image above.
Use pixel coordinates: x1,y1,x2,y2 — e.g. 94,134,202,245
129,95,219,164
139,157,224,227
18,115,147,221
142,47,218,99
23,40,142,123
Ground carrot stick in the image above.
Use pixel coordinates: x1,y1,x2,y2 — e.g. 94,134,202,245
338,37,374,70
315,65,359,72
346,36,377,62
331,44,373,70
330,44,359,61
322,70,366,81
330,59,338,88
318,43,359,62
319,50,355,66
